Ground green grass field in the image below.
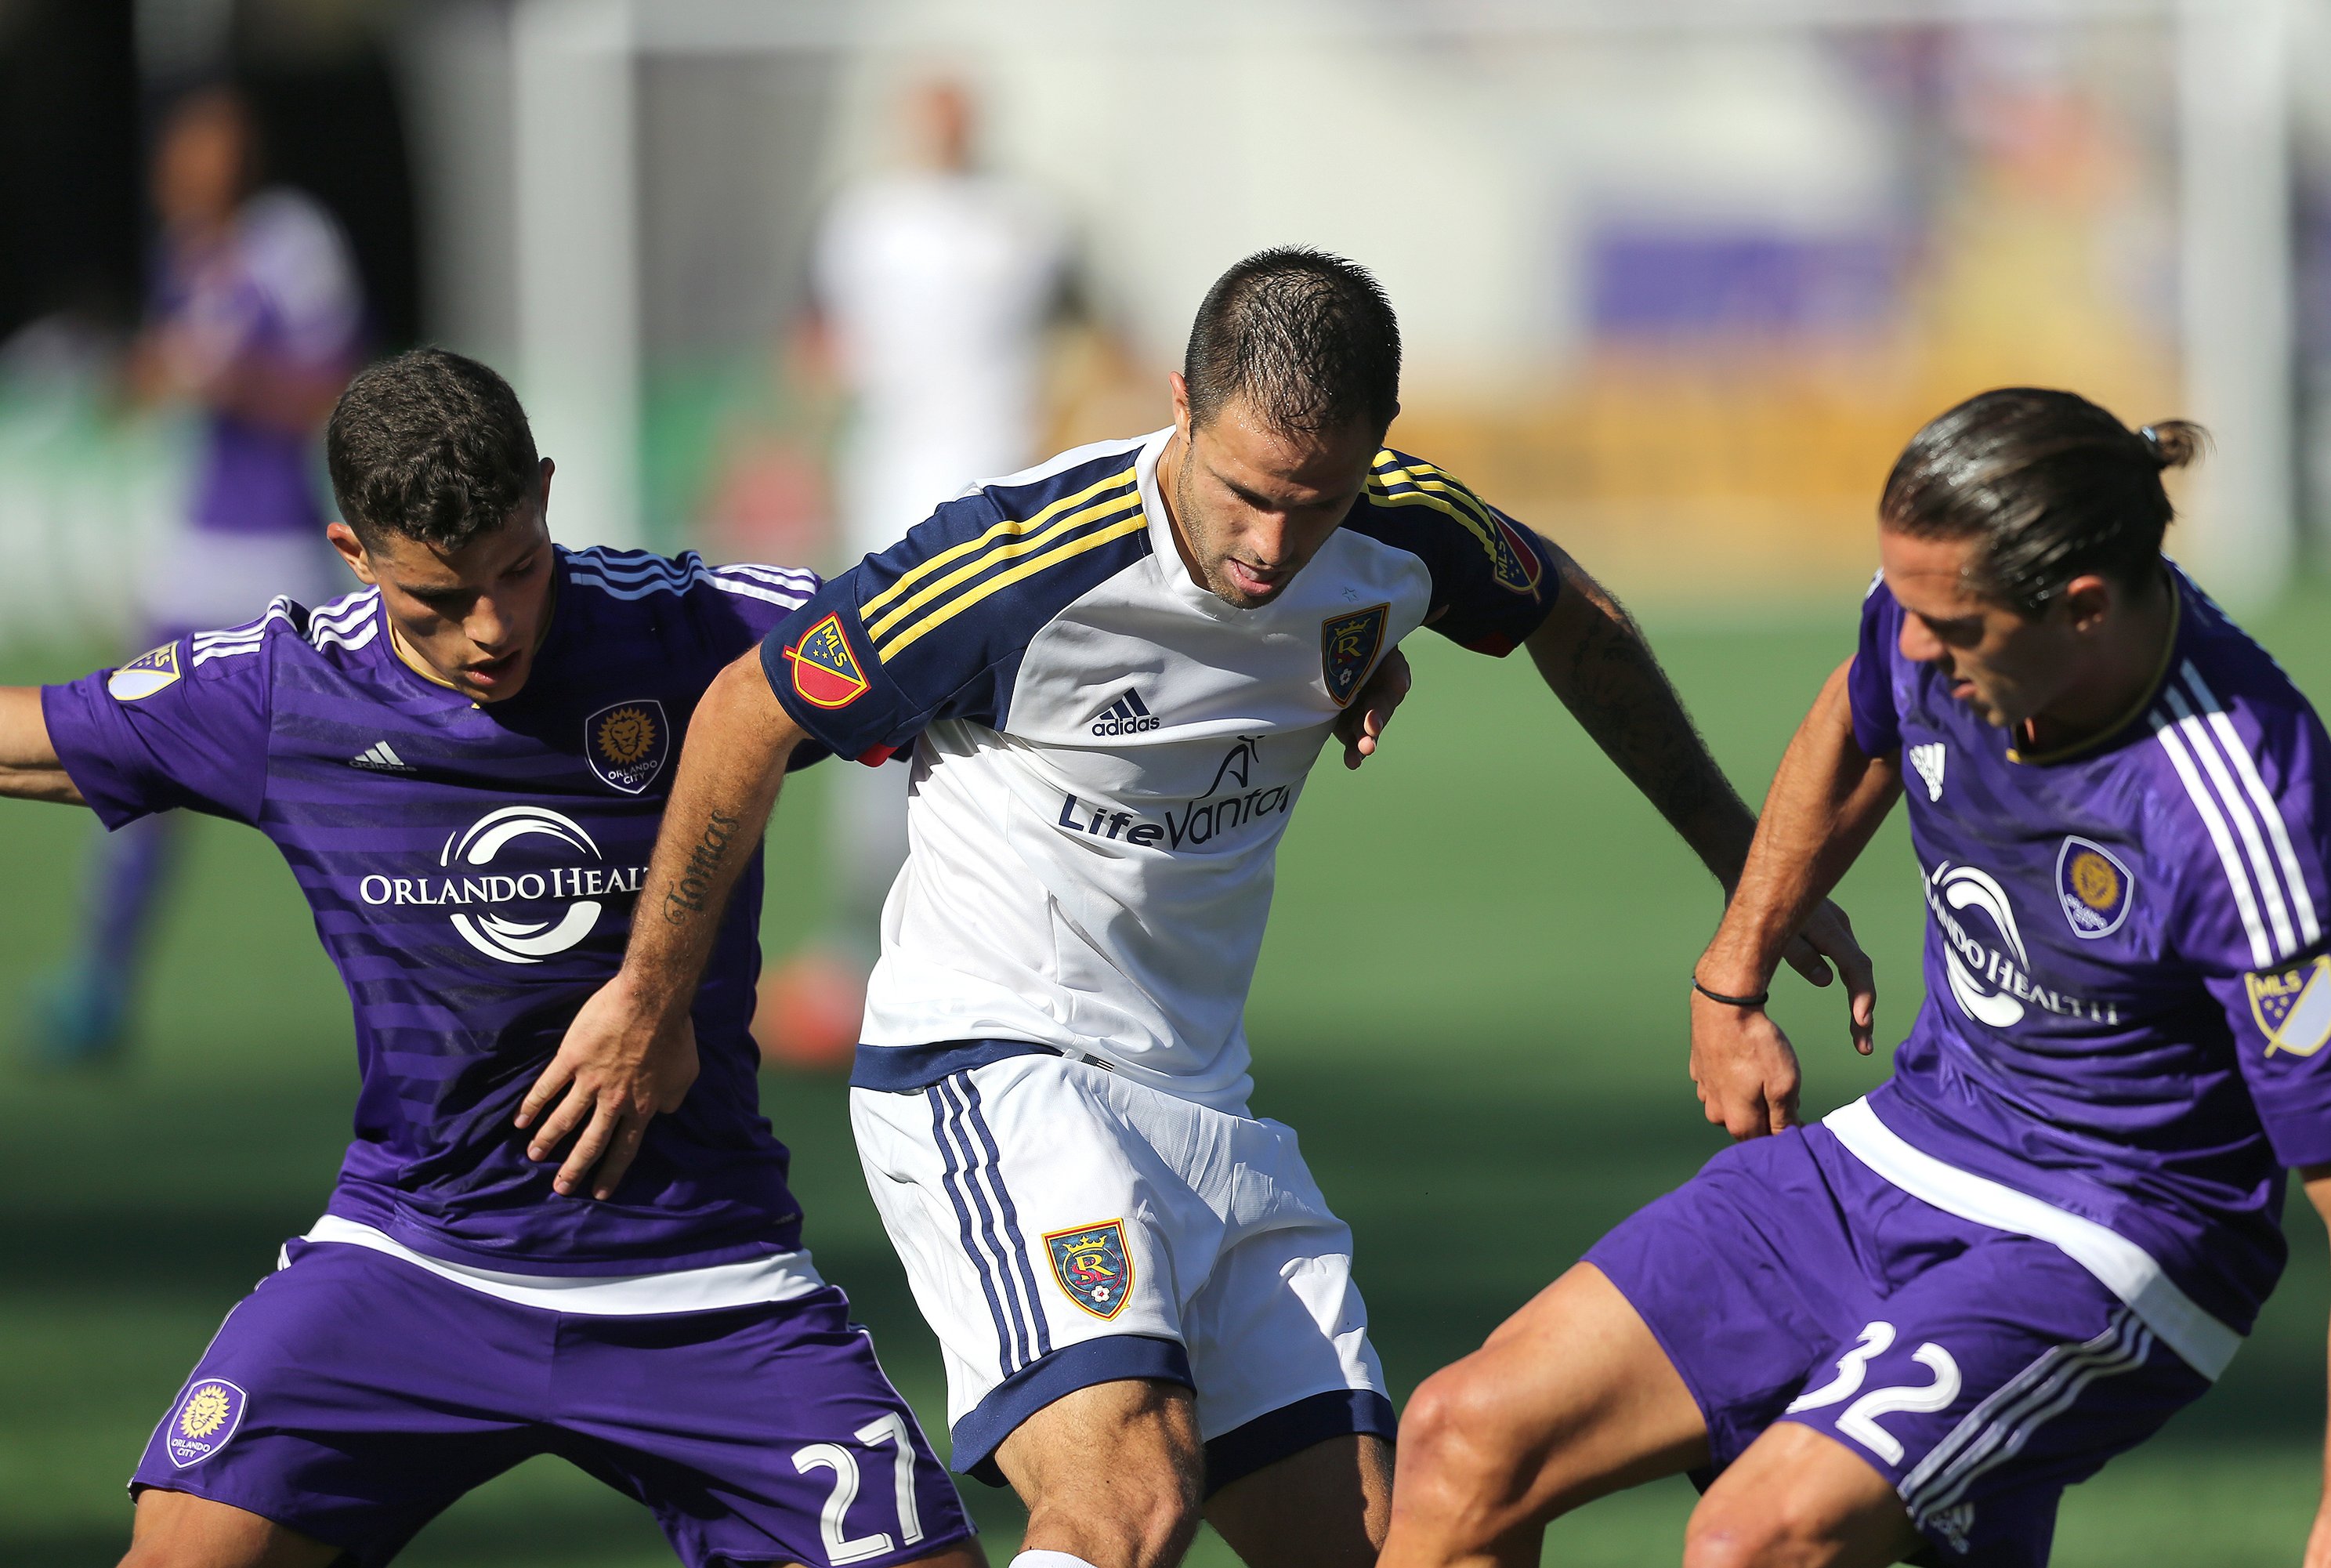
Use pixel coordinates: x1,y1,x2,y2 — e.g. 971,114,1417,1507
5,585,2331,1566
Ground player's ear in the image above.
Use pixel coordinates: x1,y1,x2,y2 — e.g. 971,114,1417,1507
326,521,378,585
2058,573,2115,634
1168,371,1192,438
537,458,555,520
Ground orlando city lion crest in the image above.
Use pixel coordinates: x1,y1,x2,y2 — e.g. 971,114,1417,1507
1044,1219,1133,1320
165,1378,247,1468
2054,836,2134,940
1320,604,1390,709
585,700,669,794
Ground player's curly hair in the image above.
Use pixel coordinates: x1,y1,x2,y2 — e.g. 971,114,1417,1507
1184,248,1401,436
1880,388,2206,614
327,348,541,550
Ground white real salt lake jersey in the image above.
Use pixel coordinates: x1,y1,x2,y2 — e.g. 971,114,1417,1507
761,428,1557,1110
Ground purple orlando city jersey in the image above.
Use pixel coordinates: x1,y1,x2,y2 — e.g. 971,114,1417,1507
42,548,823,1275
1844,567,2331,1354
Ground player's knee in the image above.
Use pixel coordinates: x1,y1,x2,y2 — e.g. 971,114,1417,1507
1397,1363,1537,1517
1681,1490,1841,1568
1023,1465,1200,1568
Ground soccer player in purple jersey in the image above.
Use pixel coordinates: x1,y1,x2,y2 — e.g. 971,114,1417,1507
38,87,364,1063
1378,389,2331,1568
0,349,984,1568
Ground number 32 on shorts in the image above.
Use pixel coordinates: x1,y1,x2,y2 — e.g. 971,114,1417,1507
793,1410,926,1566
1785,1321,1963,1465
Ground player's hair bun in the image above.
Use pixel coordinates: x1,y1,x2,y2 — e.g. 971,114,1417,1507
2137,420,2207,472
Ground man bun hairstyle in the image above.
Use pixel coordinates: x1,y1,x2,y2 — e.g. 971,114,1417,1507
1880,387,2204,614
1183,247,1401,437
327,348,541,551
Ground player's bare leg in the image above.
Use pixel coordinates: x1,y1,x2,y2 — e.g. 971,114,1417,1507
1380,1264,1707,1568
118,1488,337,1568
1681,1425,1918,1568
994,1378,1204,1568
1207,1432,1392,1568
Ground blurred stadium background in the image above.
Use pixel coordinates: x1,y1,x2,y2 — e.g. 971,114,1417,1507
7,1,2331,1563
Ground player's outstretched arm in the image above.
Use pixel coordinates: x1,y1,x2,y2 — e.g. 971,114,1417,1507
1522,546,1861,989
1690,658,1900,1139
519,650,805,1198
0,687,85,805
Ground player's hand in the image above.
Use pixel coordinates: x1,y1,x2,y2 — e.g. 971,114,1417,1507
516,977,700,1200
1689,988,1802,1139
1774,898,1877,1056
1337,648,1413,770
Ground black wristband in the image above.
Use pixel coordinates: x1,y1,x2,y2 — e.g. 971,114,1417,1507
1692,976,1770,1009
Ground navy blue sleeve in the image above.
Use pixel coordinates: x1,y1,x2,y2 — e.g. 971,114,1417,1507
41,628,273,829
1348,451,1558,656
1848,576,1903,760
760,455,1153,759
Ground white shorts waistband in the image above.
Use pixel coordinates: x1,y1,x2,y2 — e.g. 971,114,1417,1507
297,1215,827,1316
1822,1098,2242,1380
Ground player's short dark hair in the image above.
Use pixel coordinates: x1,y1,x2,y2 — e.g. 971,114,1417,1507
327,348,541,551
1183,248,1401,437
1879,388,2205,614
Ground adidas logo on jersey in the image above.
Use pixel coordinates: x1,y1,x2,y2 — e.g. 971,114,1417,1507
1090,688,1160,736
1909,742,1946,802
349,741,416,773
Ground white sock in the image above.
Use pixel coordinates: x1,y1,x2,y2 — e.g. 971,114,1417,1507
1012,1552,1103,1568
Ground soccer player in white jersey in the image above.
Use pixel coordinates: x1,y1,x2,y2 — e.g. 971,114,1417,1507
538,250,1864,1568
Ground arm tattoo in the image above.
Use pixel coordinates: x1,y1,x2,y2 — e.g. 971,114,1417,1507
1555,579,1735,838
662,809,741,926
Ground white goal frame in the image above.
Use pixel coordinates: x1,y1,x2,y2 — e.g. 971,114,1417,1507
510,0,2297,602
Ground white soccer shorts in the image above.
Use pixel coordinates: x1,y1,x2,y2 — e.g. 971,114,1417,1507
849,1046,1392,1488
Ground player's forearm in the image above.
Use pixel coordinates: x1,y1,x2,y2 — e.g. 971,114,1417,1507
1698,661,1898,992
1526,554,1757,888
616,654,799,1018
0,686,82,805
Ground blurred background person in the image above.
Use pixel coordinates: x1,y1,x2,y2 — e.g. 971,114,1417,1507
30,81,360,1066
760,74,1073,1067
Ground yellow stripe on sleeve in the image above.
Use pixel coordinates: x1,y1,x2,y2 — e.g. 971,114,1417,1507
860,465,1138,622
867,491,1146,645
1371,455,1501,544
878,514,1151,661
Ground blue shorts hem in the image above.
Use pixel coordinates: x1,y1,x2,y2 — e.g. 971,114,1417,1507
852,1040,1062,1092
128,1473,392,1565
1203,1389,1397,1497
949,1335,1194,1484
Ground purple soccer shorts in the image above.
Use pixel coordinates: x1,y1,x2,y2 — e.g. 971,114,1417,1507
132,1240,976,1568
1584,1124,2212,1568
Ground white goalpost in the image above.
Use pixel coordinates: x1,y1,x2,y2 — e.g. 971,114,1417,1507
509,0,2294,597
